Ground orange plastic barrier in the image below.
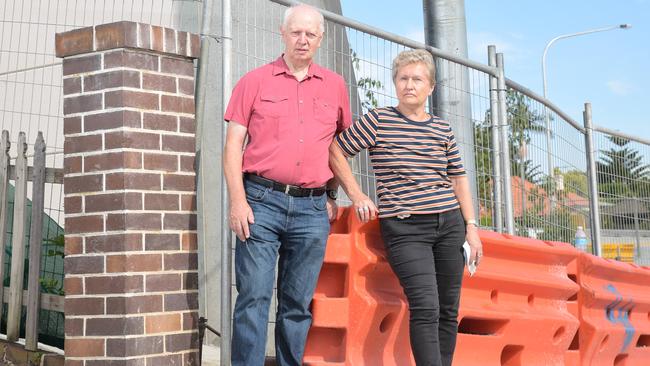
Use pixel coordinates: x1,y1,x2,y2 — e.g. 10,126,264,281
454,232,579,366
575,254,650,365
304,207,414,365
543,240,582,365
304,207,581,365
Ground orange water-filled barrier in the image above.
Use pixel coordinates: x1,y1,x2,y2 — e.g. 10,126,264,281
575,254,650,365
304,207,414,365
455,232,579,366
304,207,650,365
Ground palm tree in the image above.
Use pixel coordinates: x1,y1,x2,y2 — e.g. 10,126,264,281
473,92,547,227
596,135,650,199
506,91,546,174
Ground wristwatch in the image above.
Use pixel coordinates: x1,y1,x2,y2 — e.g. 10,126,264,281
326,189,338,200
466,219,478,227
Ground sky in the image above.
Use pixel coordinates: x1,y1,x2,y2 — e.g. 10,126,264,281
340,0,650,140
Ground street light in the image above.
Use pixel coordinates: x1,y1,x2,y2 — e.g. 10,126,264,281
541,24,631,190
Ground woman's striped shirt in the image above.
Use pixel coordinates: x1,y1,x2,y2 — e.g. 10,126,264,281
335,107,466,218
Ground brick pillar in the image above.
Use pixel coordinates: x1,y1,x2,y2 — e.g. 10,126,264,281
56,21,200,365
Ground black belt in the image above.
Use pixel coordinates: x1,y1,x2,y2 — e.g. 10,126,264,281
244,174,326,197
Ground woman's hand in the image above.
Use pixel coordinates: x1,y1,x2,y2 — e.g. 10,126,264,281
351,193,378,223
466,224,483,266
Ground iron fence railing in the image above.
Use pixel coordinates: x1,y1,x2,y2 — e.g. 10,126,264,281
592,127,650,264
2,0,649,357
218,0,650,360
0,0,204,349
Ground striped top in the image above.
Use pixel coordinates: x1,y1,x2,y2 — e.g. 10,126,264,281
335,107,466,218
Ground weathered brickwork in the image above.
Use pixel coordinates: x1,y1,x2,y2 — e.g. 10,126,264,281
57,21,200,365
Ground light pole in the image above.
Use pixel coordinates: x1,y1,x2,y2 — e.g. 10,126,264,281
541,24,630,202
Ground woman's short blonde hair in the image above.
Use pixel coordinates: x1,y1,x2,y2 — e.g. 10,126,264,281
392,49,436,85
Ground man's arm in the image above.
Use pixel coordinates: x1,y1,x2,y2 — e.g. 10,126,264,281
223,122,253,241
329,142,378,222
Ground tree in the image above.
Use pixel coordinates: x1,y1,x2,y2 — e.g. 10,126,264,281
506,91,546,184
473,111,493,212
559,169,588,195
351,50,383,113
473,91,547,204
596,135,650,199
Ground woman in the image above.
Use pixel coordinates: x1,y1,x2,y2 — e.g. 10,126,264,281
329,49,482,366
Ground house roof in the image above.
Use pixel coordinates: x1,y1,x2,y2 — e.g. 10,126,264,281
510,176,590,217
600,197,650,216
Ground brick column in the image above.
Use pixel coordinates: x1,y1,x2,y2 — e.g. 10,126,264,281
56,21,200,365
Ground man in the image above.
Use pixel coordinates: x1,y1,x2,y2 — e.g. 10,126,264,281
223,4,352,365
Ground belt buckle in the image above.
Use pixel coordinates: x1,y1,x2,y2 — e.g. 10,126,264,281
284,185,291,195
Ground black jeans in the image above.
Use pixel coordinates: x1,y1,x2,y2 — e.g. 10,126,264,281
379,209,466,366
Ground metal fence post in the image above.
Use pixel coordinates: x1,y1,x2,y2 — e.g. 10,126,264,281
221,0,233,364
195,0,224,350
423,0,478,217
584,102,602,256
487,45,503,232
496,53,515,234
633,196,641,261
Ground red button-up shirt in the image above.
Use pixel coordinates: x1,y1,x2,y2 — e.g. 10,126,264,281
224,56,352,188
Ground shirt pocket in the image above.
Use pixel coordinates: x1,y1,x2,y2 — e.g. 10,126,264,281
313,97,338,126
249,93,287,145
256,93,289,118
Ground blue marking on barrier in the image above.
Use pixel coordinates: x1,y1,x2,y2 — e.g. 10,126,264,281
605,284,635,352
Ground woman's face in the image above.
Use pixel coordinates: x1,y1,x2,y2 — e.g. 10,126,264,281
394,62,434,109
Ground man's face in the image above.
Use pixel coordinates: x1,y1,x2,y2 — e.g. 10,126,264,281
281,9,323,64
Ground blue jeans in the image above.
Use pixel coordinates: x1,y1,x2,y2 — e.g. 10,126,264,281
231,179,330,366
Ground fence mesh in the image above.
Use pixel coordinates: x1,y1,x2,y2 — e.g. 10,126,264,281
230,0,498,355
0,0,203,347
593,131,650,264
2,0,649,353
230,0,650,354
496,90,591,243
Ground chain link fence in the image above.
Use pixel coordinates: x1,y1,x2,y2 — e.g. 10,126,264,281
496,89,591,244
0,0,203,348
2,0,649,353
593,130,650,264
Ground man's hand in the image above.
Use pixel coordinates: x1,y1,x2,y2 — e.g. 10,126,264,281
229,199,255,241
326,198,338,222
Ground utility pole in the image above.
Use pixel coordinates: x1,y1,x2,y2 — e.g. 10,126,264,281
423,0,478,214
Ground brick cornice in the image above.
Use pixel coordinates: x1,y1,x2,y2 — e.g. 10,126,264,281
55,21,199,59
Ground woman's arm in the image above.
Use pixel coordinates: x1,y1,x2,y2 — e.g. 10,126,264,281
329,142,378,222
450,175,483,265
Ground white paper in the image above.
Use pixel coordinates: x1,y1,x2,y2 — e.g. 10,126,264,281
462,241,477,276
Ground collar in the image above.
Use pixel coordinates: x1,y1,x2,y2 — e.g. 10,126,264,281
271,55,324,79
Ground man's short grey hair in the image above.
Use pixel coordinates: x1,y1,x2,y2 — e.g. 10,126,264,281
282,4,325,34
392,49,436,85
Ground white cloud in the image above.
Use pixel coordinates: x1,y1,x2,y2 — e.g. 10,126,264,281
467,31,531,65
606,80,634,96
400,29,531,66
